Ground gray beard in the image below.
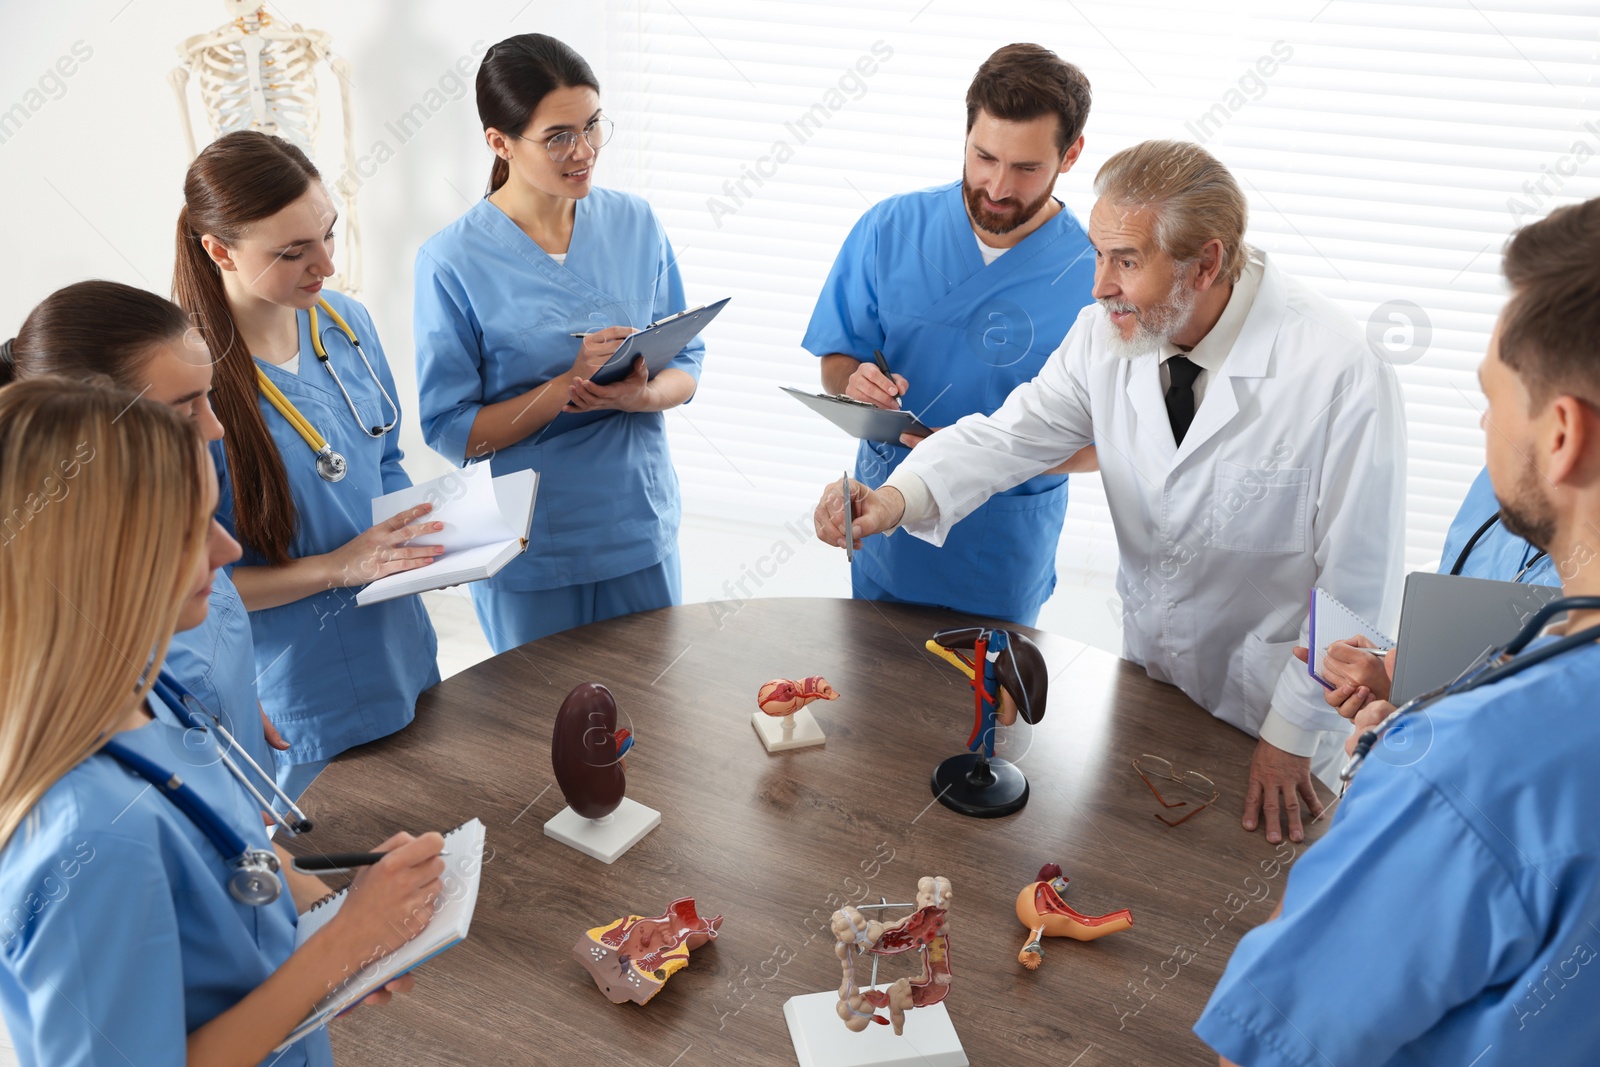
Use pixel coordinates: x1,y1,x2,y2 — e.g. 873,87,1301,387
1096,273,1200,361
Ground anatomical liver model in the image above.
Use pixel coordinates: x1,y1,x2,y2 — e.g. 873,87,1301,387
573,897,723,1005
752,675,839,752
924,627,1048,817
831,876,954,1036
1015,862,1133,970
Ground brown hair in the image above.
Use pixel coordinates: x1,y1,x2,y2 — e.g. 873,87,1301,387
965,44,1092,155
173,130,318,564
2,280,189,388
0,378,208,846
1498,197,1600,407
1094,140,1250,285
477,34,599,194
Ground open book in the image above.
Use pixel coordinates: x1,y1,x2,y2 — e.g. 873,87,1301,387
357,464,538,606
277,818,487,1050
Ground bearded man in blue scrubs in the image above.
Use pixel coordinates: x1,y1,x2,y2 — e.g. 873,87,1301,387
1197,198,1600,1065
803,43,1098,626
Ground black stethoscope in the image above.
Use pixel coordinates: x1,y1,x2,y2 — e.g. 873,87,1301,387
1341,596,1600,783
1449,513,1549,582
255,298,401,483
98,673,314,907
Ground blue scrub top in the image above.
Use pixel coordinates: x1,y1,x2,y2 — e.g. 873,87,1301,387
414,190,705,590
163,566,278,778
802,180,1097,620
1439,466,1558,585
218,290,439,764
0,691,333,1066
1196,639,1600,1065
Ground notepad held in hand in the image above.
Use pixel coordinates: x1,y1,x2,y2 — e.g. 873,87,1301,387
357,465,538,606
277,818,487,1049
1307,587,1393,690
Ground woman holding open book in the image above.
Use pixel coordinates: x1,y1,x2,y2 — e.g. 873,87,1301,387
175,131,440,800
0,378,443,1066
414,33,705,654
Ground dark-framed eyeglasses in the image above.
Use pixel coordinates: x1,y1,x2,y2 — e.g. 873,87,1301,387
1133,754,1219,827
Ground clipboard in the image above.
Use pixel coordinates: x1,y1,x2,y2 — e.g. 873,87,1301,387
586,297,730,386
780,386,932,444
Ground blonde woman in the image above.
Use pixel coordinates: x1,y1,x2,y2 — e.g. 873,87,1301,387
0,379,442,1066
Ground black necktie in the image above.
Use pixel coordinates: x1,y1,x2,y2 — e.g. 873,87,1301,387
1165,355,1202,446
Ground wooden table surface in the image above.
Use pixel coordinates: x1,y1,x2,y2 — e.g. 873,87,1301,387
288,597,1328,1067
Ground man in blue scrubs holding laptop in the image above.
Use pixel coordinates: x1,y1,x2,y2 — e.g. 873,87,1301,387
802,43,1098,625
1197,198,1600,1065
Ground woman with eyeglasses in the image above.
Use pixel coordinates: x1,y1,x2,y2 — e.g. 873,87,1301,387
414,34,704,654
176,131,441,799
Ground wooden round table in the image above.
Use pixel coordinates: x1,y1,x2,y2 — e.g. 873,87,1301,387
288,597,1323,1065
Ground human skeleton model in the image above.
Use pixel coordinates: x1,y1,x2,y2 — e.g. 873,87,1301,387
831,876,954,1036
168,1,362,292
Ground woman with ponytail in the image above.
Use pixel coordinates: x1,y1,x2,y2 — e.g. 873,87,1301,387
414,34,704,654
0,379,443,1066
175,131,440,799
5,280,285,784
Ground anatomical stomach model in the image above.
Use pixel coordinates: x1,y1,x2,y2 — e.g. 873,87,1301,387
831,876,954,1036
1015,862,1133,970
573,897,723,1005
752,675,839,752
169,2,362,292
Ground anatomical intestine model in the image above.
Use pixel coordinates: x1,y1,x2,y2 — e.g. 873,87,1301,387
752,675,839,752
924,626,1048,818
1015,862,1133,970
831,876,954,1036
573,897,723,1005
169,1,363,291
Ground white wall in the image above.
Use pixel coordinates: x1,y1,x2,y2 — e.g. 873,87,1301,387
0,0,608,482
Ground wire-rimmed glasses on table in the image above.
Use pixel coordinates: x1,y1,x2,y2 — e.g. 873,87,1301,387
1133,754,1219,827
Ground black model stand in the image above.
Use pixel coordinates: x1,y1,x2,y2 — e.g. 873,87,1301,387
930,751,1029,818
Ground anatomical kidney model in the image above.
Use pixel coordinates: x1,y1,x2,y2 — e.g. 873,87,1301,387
752,675,839,752
1015,862,1133,970
544,682,658,863
573,897,723,1005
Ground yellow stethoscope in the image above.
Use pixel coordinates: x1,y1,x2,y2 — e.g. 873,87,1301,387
255,298,400,483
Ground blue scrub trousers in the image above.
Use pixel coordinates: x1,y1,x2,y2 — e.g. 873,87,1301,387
471,550,682,655
851,560,1041,628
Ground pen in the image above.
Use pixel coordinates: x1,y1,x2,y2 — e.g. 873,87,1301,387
291,851,449,874
1354,646,1393,657
841,471,853,563
872,349,899,398
569,332,589,338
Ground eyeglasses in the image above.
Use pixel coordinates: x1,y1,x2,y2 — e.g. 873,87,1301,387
534,115,614,162
1133,754,1219,827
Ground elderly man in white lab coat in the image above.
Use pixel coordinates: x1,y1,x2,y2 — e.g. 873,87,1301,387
815,139,1405,845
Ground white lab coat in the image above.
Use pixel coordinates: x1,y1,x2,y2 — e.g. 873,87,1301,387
894,249,1406,748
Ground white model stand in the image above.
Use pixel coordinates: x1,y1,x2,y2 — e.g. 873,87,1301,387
783,990,967,1067
543,797,659,864
752,709,825,752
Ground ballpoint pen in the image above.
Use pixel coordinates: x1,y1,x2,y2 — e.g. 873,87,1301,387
291,851,449,875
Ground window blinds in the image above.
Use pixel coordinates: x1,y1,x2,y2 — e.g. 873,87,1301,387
604,0,1600,582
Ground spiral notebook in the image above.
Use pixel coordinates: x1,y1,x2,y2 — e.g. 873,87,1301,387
1307,587,1393,690
276,818,487,1050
